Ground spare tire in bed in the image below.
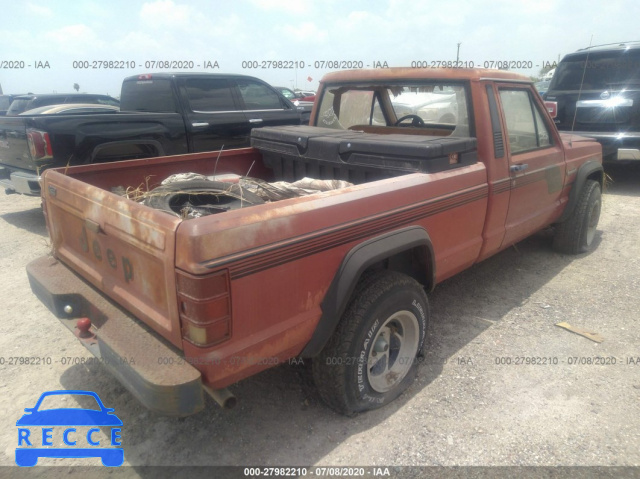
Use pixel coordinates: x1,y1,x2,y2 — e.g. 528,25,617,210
145,180,264,217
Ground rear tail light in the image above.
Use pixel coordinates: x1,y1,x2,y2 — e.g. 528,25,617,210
176,270,231,347
544,101,558,119
26,129,53,161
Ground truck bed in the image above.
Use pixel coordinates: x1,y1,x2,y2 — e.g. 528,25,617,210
38,126,488,391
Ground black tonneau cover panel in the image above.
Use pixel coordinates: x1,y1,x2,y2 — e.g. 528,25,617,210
251,125,477,183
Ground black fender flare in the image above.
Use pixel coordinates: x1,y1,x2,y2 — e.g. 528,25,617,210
89,139,165,163
301,226,435,357
556,160,604,223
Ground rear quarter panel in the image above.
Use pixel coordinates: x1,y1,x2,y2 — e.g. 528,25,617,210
176,163,488,388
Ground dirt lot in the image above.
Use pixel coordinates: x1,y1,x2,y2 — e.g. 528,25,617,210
0,164,639,476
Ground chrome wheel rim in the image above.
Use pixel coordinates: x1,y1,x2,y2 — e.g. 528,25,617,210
586,198,601,246
367,311,420,393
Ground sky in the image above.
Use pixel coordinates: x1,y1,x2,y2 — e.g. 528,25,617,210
1,0,639,97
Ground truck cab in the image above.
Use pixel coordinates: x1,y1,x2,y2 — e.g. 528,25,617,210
309,68,601,258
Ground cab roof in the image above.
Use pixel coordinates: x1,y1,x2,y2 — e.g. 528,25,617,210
320,67,531,84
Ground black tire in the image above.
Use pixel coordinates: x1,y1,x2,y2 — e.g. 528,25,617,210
312,270,428,415
553,179,602,254
145,180,264,216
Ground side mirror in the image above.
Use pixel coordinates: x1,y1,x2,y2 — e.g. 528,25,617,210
544,101,558,119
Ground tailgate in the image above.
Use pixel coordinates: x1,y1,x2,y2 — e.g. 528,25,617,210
42,168,184,347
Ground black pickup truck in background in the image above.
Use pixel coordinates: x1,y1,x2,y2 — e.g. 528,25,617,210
0,73,304,195
544,41,640,162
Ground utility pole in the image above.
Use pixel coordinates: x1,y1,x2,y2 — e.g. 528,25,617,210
456,42,461,63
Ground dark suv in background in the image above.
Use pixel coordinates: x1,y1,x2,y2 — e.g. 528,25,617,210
545,41,640,162
5,93,120,116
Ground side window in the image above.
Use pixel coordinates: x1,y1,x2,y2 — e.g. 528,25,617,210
236,80,284,110
499,89,552,154
185,79,236,112
533,105,551,147
279,88,296,100
120,79,178,113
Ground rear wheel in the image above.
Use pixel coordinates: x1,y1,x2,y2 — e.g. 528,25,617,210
553,179,602,254
313,271,428,415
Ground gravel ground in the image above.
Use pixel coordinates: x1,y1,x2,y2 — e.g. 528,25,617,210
0,164,639,478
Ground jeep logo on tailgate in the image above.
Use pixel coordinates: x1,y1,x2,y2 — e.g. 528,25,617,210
79,226,134,284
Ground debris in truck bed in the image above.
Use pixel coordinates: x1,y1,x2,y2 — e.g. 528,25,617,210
142,175,354,217
240,177,353,201
144,179,264,217
161,172,209,185
160,172,242,185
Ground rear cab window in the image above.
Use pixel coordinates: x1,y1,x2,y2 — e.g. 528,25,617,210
120,78,178,112
316,82,471,136
317,89,381,127
184,78,237,112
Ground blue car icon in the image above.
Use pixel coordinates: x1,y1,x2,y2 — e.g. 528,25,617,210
16,390,123,467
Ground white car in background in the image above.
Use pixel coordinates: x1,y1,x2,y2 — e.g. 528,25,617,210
388,89,458,125
20,104,120,115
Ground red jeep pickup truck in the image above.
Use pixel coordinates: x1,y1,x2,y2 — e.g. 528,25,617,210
27,68,603,416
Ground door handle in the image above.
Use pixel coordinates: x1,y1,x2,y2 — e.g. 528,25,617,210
191,122,209,127
249,118,263,124
510,163,528,172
